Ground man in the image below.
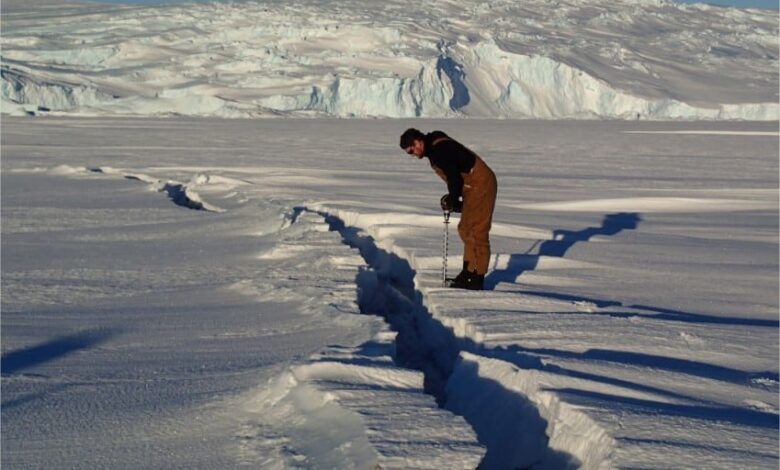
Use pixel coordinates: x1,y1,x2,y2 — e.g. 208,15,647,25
399,128,497,290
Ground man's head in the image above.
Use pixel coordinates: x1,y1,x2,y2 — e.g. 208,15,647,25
399,128,425,158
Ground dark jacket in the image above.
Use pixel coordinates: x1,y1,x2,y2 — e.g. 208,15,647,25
423,131,477,204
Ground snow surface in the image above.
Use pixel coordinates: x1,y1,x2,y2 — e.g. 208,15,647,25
1,0,778,120
2,116,778,469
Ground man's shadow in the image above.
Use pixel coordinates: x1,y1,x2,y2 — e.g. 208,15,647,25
485,212,642,290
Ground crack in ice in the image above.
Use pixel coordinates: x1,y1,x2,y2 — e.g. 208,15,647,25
307,206,580,469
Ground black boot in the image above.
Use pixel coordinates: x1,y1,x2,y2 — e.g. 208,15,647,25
446,261,470,288
448,269,484,291
447,272,469,289
464,272,484,291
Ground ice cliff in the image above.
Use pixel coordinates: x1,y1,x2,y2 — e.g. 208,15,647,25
1,0,777,119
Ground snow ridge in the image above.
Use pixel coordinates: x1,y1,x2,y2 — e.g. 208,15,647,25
1,0,777,119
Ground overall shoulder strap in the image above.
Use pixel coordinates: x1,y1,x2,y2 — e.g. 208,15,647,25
431,136,452,147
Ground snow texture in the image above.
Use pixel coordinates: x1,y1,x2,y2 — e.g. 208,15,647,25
1,0,778,119
2,116,777,469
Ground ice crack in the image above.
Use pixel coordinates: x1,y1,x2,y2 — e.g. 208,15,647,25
307,207,579,470
87,167,223,212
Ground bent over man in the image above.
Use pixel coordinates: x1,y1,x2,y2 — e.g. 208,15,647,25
399,128,497,290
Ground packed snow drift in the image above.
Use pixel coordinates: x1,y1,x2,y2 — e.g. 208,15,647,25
1,0,778,119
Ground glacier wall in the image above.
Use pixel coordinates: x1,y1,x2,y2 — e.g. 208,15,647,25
465,42,779,120
306,60,458,118
1,0,777,120
5,53,775,120
2,67,116,113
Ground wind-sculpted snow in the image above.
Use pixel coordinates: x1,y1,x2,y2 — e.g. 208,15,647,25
1,0,777,119
3,117,778,468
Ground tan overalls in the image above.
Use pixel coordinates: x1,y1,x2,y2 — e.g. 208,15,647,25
430,137,498,276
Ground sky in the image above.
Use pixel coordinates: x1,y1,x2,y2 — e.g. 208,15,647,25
675,0,778,8
85,0,780,9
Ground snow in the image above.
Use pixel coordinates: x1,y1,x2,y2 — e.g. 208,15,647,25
1,0,778,467
2,116,777,468
1,0,778,119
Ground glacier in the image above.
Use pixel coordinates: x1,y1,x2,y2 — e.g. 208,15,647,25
1,0,778,119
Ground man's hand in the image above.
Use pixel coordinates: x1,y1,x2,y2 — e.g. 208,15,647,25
440,194,462,213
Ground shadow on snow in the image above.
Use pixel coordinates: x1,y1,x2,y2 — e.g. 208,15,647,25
1,329,118,410
2,329,116,375
485,212,641,290
486,211,777,329
555,388,779,430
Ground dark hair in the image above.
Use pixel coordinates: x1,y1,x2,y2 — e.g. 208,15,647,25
399,128,424,149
